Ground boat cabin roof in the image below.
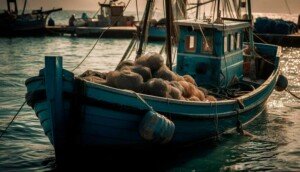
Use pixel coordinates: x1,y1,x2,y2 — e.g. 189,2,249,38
175,19,250,31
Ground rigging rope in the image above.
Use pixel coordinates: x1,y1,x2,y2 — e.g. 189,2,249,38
135,0,140,22
72,0,132,72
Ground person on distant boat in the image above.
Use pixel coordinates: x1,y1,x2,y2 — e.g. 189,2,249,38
69,14,76,27
81,12,89,20
48,17,55,26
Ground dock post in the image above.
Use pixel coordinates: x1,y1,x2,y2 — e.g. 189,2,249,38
44,56,66,166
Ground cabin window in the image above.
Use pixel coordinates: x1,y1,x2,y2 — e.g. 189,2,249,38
224,36,228,53
202,34,213,54
230,34,235,51
185,35,196,52
236,33,241,49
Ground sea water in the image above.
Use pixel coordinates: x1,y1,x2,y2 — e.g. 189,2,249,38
0,11,299,171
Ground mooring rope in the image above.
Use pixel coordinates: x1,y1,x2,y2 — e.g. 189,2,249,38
285,88,300,100
0,100,27,139
72,0,132,72
0,82,43,139
134,92,154,111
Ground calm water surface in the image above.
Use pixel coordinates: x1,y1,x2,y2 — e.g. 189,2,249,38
0,14,299,172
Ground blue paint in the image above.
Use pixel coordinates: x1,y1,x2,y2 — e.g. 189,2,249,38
176,21,247,87
148,26,166,41
24,19,281,163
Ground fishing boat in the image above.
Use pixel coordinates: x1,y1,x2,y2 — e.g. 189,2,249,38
148,0,215,41
25,0,287,165
148,18,166,41
52,0,137,38
0,0,62,36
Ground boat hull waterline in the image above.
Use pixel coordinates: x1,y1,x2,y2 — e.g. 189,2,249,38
25,55,280,148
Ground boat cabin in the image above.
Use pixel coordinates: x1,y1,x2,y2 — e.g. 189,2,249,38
175,20,250,88
97,1,134,27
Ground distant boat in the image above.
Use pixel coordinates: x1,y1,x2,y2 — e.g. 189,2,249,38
75,0,135,28
148,18,166,41
25,0,287,165
0,0,62,36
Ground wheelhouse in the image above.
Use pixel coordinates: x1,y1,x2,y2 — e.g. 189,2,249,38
175,20,250,88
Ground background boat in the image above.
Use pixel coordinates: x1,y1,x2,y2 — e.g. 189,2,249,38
0,0,62,36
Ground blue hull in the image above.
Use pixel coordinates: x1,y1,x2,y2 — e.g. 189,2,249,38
148,26,166,41
25,44,280,149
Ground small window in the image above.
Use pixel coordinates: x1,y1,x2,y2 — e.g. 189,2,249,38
230,34,235,51
185,35,196,52
236,33,241,49
202,36,213,54
224,36,228,53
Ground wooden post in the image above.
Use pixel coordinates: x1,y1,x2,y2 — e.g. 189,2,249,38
136,0,154,58
165,0,173,69
44,56,65,165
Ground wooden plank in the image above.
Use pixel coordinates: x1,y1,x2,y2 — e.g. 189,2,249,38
44,56,65,163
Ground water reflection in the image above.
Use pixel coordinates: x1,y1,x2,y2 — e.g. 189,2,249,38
0,36,299,171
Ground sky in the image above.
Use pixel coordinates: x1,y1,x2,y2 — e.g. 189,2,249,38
0,0,300,14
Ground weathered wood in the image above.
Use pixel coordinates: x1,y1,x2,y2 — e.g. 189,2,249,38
44,56,65,163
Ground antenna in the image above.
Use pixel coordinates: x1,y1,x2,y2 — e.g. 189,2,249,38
284,0,291,14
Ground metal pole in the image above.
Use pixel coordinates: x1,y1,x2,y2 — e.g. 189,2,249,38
165,0,173,69
196,0,200,19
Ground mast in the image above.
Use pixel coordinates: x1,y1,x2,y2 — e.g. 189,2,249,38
246,0,257,80
196,0,200,19
237,0,241,18
165,0,173,69
22,0,27,15
247,0,254,55
215,0,222,23
136,0,154,58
